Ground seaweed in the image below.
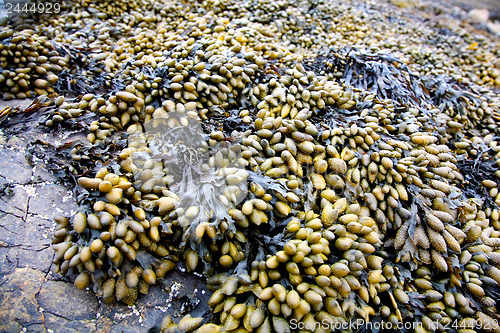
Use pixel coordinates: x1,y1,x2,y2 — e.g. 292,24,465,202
305,48,429,107
303,47,494,135
424,74,483,116
395,196,420,270
0,181,14,197
247,171,288,196
457,155,500,209
0,100,52,137
223,108,254,133
55,68,111,97
25,134,127,204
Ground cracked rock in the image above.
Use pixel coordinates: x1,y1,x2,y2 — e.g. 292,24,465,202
37,280,99,321
43,313,97,333
0,268,45,330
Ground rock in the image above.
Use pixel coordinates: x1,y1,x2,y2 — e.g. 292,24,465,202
104,308,164,333
0,268,45,328
0,184,29,216
487,21,500,35
0,143,33,184
43,313,97,333
469,8,489,24
0,214,24,245
37,280,99,321
28,183,78,218
7,246,53,272
1,216,59,273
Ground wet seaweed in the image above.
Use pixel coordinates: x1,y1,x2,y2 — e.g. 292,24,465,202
303,47,494,135
55,68,111,97
25,133,127,204
0,100,50,137
305,48,429,107
457,156,500,209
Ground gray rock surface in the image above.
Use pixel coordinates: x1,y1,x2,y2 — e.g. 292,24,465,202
469,8,490,23
0,105,211,332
